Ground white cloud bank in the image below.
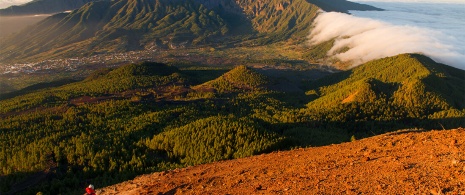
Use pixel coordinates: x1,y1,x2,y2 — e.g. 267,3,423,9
308,12,465,69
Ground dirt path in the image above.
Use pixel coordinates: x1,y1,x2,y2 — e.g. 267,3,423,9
99,128,465,194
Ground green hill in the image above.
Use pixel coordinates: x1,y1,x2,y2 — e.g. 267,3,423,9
194,65,270,93
302,54,465,130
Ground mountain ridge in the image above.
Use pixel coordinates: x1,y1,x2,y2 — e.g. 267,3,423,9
0,0,382,63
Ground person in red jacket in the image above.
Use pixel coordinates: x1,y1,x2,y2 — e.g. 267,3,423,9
86,184,96,195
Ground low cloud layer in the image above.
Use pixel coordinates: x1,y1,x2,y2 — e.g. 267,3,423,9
308,12,465,69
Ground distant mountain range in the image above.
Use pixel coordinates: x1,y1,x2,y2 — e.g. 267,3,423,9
0,0,97,15
0,0,381,63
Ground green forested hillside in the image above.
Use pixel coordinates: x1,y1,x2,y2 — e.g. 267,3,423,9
145,116,285,165
1,55,464,194
194,65,270,93
301,54,465,133
305,54,464,109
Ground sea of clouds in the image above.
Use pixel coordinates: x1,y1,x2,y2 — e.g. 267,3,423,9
308,1,465,70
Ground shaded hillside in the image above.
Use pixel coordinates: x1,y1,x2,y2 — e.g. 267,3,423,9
0,0,98,16
0,0,381,62
99,128,465,195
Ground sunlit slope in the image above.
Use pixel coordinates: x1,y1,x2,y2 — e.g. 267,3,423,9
304,54,465,123
99,128,465,195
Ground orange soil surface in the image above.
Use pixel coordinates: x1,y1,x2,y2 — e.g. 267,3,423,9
99,128,465,195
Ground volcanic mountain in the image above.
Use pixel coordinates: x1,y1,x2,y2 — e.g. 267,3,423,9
0,0,381,63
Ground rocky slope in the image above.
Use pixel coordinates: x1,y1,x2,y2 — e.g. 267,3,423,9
98,128,465,194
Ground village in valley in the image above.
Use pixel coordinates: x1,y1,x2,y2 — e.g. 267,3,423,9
0,50,158,75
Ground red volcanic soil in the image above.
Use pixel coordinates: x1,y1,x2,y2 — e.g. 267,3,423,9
99,128,465,195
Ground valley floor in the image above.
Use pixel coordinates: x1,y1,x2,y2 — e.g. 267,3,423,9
98,128,465,194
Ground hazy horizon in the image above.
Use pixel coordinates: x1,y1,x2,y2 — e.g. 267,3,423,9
0,15,50,38
0,0,33,9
